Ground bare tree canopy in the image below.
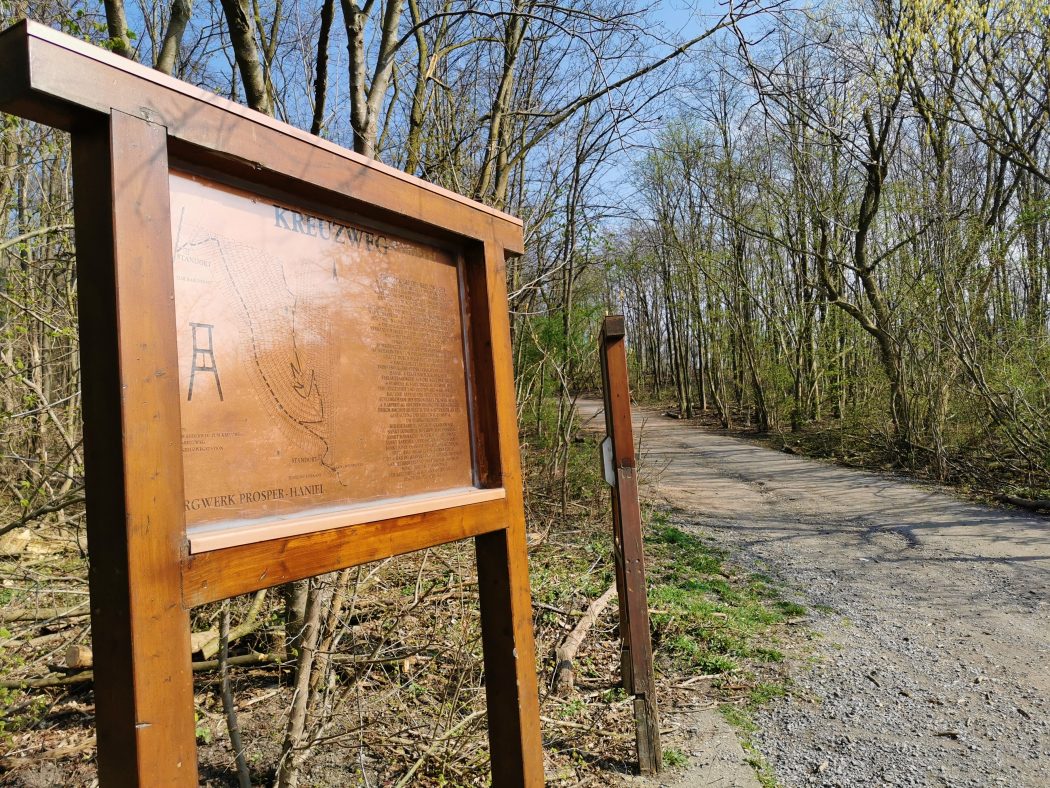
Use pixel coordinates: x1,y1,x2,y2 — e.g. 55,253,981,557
1,0,1047,783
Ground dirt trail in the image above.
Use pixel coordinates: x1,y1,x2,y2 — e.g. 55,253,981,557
577,400,1050,787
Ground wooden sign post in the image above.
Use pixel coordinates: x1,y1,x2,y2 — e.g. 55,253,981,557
0,20,543,786
599,315,662,774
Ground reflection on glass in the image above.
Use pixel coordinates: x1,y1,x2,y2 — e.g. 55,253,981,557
170,172,474,532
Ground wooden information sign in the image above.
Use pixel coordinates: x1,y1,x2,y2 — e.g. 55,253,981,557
171,172,486,550
599,315,662,774
0,20,543,786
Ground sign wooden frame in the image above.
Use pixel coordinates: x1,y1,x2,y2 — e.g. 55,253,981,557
0,20,543,786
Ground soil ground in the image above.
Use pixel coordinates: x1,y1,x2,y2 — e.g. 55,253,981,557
577,400,1050,787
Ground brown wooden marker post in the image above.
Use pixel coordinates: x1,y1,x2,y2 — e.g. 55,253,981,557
599,314,662,774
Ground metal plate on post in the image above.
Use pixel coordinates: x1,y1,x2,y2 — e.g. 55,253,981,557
602,436,616,487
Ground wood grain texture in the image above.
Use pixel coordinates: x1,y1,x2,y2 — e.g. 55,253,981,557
188,489,507,553
183,496,509,606
72,110,197,786
600,315,662,775
463,242,502,489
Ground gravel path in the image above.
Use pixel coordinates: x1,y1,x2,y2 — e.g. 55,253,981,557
577,401,1050,787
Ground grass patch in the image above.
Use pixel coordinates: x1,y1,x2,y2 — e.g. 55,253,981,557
645,511,800,676
718,703,757,734
775,600,807,617
663,746,689,768
749,682,788,705
643,510,805,787
720,704,781,788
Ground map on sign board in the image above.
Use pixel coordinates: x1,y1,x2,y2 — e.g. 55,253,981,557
169,172,475,534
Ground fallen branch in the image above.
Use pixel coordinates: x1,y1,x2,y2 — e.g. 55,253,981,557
997,494,1050,512
0,651,284,689
551,583,618,696
0,491,86,539
0,604,89,624
64,644,93,669
192,651,283,672
539,715,632,741
192,588,268,659
0,671,93,689
540,715,592,731
0,735,96,768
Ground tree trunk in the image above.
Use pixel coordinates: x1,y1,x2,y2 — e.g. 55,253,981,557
219,0,273,114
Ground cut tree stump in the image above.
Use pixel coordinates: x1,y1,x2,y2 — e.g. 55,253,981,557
65,644,93,669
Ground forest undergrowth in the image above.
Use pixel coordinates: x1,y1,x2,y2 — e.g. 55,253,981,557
0,418,807,786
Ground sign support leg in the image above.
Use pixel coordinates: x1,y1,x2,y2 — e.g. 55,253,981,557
476,529,545,787
72,110,197,786
472,243,544,786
